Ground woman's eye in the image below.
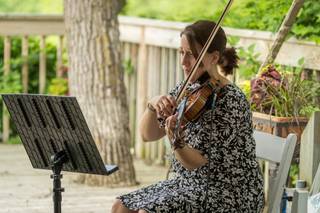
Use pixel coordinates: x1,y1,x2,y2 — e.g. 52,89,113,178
179,50,193,57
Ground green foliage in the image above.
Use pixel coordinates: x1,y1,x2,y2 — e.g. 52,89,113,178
48,77,68,95
238,45,260,80
238,80,251,100
0,72,22,96
292,1,320,43
7,135,22,144
122,0,320,43
122,0,225,22
123,58,134,76
289,163,299,187
0,36,59,138
228,36,260,82
28,38,58,93
0,37,58,94
224,0,291,33
1,0,319,42
0,0,63,14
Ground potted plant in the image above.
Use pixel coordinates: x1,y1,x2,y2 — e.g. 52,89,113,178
250,63,320,187
250,64,320,140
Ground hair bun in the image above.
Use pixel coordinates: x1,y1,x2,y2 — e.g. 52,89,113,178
219,47,239,75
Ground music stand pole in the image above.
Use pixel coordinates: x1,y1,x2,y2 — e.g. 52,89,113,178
51,150,68,213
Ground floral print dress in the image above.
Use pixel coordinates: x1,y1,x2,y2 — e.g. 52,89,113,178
118,82,264,213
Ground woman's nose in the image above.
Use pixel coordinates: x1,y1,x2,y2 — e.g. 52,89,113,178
181,54,189,66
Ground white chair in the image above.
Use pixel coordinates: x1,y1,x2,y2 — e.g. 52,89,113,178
254,130,297,213
291,162,320,213
310,163,320,196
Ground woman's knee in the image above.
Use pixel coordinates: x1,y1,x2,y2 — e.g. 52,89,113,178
111,199,126,213
111,199,139,213
138,210,148,213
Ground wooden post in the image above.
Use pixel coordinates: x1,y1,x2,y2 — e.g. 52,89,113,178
135,27,148,158
22,36,29,93
316,70,320,105
56,35,64,77
300,111,320,187
145,46,153,163
291,189,308,213
130,44,138,150
159,47,169,165
152,47,161,164
168,48,176,89
2,36,11,143
122,42,130,90
175,49,183,83
39,35,46,93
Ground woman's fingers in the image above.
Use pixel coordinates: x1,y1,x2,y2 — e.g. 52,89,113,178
156,95,177,117
165,118,174,140
158,102,170,116
162,98,173,115
166,95,177,109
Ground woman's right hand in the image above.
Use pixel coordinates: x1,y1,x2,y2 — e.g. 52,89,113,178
148,95,177,119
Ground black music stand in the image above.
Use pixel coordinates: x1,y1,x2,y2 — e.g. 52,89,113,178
2,94,118,213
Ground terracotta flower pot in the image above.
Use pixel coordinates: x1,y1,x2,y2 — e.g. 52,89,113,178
252,112,308,141
252,112,308,160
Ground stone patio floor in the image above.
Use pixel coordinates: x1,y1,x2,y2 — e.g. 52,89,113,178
0,144,167,213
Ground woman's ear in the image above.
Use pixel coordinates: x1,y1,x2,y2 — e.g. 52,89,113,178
210,51,220,65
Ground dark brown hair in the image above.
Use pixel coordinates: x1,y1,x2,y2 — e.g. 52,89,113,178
180,20,239,75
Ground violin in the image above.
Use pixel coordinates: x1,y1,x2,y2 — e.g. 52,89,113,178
170,0,234,149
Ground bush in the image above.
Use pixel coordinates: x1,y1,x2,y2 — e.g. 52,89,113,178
0,37,58,94
0,36,59,138
122,0,320,43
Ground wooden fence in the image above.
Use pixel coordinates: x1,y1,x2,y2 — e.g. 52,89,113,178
1,15,320,164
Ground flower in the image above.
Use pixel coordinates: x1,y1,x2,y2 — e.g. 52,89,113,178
250,64,320,117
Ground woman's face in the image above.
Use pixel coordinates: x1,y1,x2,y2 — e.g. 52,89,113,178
179,35,216,83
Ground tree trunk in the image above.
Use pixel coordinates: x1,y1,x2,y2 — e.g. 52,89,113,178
64,0,137,186
258,0,305,73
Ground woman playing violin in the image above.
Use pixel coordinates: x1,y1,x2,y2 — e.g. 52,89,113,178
112,20,264,213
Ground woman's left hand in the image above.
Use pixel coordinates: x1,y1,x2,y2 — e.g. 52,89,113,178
165,114,177,141
165,114,186,149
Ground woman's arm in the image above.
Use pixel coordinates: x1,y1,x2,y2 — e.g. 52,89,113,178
139,106,166,142
174,145,208,170
139,95,177,142
165,114,208,170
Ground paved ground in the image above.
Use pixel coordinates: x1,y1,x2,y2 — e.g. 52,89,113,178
0,144,167,213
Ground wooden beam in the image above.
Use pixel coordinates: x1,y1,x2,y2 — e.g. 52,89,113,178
0,15,319,70
22,36,29,93
2,36,11,143
300,112,320,187
0,15,64,36
39,36,46,94
135,27,148,158
56,36,64,77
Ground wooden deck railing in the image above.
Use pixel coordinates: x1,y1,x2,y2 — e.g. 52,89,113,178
1,15,320,164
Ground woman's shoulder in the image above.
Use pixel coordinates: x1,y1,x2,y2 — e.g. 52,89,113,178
219,83,248,103
216,83,251,115
168,81,184,97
